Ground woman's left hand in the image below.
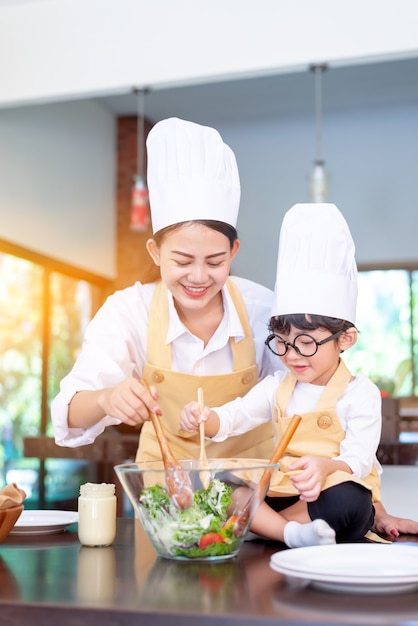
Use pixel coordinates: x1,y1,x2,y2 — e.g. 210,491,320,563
373,501,418,537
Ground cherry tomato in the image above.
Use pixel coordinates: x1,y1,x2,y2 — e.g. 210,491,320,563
199,532,224,549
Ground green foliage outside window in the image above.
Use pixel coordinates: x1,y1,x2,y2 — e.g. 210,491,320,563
344,270,417,397
0,255,43,476
1,251,418,496
0,251,94,494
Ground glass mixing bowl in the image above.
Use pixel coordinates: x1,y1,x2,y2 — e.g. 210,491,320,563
114,458,278,561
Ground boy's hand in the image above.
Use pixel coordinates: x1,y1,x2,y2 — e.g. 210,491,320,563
287,456,330,502
180,401,210,432
180,402,220,438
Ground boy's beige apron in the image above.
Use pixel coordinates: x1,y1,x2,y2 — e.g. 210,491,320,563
137,279,275,462
268,359,381,501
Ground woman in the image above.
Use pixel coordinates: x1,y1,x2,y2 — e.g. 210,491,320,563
51,118,417,538
52,117,278,463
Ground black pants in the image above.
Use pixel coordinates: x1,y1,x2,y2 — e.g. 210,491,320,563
265,482,375,542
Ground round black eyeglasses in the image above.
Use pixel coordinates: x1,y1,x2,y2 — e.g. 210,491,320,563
265,330,344,357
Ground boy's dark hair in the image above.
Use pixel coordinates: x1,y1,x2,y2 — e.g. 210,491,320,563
269,313,355,335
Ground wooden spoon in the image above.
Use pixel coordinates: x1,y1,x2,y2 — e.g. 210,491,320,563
227,414,302,534
197,387,211,489
140,379,194,510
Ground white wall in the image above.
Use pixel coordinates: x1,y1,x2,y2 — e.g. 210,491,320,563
1,0,418,279
0,0,417,108
1,96,417,283
380,466,418,520
227,100,418,288
0,100,116,277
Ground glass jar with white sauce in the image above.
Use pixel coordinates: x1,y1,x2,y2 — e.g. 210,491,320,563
78,482,116,547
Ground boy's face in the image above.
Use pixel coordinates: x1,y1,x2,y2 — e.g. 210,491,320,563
274,325,357,386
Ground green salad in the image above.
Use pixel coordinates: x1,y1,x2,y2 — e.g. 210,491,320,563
138,478,240,558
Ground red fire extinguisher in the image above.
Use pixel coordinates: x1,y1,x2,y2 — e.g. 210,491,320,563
130,175,150,231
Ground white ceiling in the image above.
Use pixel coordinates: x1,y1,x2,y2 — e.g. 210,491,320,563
97,56,418,126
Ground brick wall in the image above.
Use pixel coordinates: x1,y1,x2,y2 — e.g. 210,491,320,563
114,116,159,293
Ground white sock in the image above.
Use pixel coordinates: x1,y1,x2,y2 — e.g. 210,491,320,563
283,519,336,548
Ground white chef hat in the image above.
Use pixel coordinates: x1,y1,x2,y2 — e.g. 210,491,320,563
146,117,240,233
272,203,358,324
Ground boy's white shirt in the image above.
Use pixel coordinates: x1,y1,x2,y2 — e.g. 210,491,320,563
212,368,382,480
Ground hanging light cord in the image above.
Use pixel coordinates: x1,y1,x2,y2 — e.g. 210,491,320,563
315,66,322,163
310,64,327,164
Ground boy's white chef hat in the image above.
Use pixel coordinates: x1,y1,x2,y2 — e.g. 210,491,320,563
146,117,240,233
272,203,358,324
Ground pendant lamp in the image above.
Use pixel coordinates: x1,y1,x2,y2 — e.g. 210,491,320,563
309,64,328,203
130,87,150,231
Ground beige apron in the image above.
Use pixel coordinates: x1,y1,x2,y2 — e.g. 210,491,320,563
137,279,275,462
267,359,381,501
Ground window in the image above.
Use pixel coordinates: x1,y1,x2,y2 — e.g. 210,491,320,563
344,268,418,397
2,244,417,501
0,240,110,506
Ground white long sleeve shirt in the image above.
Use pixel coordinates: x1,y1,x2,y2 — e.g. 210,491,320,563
211,368,382,479
51,276,282,447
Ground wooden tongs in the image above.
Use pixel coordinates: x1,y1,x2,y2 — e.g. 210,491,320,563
140,379,194,510
228,414,302,534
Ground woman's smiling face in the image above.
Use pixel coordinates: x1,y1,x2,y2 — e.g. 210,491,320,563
146,222,240,316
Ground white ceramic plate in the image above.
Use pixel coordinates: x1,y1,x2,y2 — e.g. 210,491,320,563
10,510,78,535
270,543,418,594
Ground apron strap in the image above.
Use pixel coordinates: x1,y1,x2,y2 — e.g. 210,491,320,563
316,359,353,411
276,359,353,416
146,281,171,369
225,279,256,369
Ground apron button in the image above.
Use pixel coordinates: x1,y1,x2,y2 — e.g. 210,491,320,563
151,371,164,383
241,373,254,385
317,415,332,429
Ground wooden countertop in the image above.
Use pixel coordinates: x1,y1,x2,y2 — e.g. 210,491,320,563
1,518,418,625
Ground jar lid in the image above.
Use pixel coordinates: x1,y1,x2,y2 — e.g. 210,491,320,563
79,482,115,497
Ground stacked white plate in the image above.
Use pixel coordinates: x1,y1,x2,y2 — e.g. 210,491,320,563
270,543,418,594
10,510,78,535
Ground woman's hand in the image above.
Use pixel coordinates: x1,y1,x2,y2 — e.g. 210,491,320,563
372,501,418,537
96,377,161,426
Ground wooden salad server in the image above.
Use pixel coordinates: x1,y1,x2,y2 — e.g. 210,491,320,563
197,387,211,489
228,414,302,534
140,379,194,510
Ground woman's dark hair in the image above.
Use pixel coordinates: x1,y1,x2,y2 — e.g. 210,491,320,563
153,220,238,249
269,313,355,335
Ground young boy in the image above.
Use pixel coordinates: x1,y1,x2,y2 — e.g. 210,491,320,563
180,203,382,548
